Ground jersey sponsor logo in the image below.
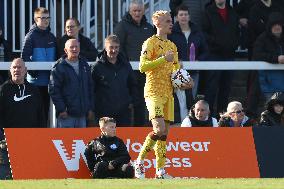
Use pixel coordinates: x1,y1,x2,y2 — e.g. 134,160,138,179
13,94,31,102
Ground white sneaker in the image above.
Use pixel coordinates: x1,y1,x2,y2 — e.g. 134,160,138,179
155,168,173,179
155,173,173,179
134,161,145,179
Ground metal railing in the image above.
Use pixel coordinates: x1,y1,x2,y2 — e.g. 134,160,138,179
1,0,170,52
1,60,284,127
2,61,284,71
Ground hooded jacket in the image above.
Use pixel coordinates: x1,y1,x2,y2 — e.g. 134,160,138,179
0,80,45,127
91,51,138,118
253,12,284,93
114,13,154,61
49,56,94,117
21,24,56,86
259,92,284,127
248,0,280,45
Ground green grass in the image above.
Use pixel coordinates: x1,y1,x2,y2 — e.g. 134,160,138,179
1,179,284,189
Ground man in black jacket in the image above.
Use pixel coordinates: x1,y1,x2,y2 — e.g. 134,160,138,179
202,0,239,117
252,12,284,100
84,117,134,178
0,58,45,128
114,0,154,126
91,35,137,126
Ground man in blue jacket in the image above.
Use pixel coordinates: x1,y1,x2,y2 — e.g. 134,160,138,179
49,39,94,128
21,7,57,126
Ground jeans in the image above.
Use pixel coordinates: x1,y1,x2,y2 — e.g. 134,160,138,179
57,116,86,128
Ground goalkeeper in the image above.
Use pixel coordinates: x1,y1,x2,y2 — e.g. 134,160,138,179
134,10,193,179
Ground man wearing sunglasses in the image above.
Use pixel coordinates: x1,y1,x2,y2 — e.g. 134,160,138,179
21,7,57,127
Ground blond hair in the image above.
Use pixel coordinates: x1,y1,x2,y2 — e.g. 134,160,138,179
152,10,170,24
99,117,116,129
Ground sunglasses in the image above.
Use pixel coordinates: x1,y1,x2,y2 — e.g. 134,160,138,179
230,110,244,114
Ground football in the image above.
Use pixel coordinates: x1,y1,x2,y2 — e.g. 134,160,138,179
171,69,191,88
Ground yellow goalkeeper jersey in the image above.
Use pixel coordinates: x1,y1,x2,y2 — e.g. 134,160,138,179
139,35,180,98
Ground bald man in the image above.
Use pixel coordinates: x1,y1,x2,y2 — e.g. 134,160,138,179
49,39,94,128
0,58,45,128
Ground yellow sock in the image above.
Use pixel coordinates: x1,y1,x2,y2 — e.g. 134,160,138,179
137,135,157,161
154,140,167,171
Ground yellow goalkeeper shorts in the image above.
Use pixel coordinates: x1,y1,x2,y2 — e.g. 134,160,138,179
145,96,174,122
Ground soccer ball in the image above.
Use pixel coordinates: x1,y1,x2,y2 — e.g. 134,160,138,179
171,69,191,88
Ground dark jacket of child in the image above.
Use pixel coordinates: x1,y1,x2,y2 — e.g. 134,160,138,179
84,134,132,178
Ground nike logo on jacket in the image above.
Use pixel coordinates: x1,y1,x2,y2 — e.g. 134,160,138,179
13,94,32,102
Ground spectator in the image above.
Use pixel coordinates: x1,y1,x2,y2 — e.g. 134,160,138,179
84,117,134,179
248,0,280,49
49,39,94,128
21,7,57,126
169,0,212,28
0,58,45,128
219,101,257,127
202,0,239,117
0,26,12,84
168,4,209,99
252,12,284,101
91,35,137,126
233,0,257,50
57,18,98,61
181,100,218,127
246,0,277,118
134,10,193,179
0,128,12,179
259,92,284,127
114,0,154,126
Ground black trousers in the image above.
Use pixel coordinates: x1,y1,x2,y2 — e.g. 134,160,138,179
92,161,134,179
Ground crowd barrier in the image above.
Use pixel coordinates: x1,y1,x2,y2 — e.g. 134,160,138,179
5,127,284,179
2,61,284,70
3,127,261,179
2,61,284,127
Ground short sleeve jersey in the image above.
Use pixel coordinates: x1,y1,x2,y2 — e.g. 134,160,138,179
139,35,179,98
